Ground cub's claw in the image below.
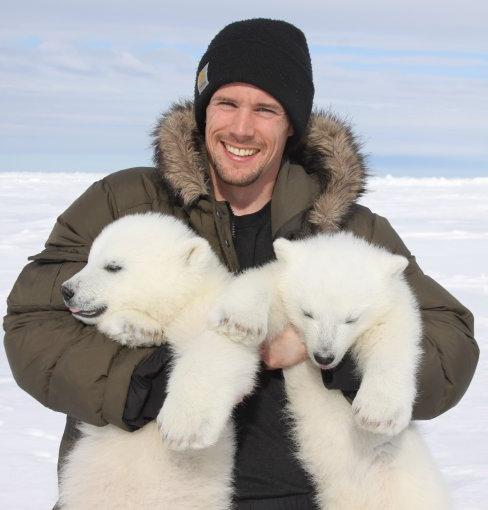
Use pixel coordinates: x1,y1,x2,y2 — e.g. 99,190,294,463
213,315,266,346
157,396,229,451
352,388,412,436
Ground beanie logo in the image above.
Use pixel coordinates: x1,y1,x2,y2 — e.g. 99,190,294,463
197,62,209,94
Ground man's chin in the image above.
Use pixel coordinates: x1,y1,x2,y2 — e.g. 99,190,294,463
214,163,264,187
208,149,265,188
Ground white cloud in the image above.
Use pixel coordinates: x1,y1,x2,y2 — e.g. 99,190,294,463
0,1,486,174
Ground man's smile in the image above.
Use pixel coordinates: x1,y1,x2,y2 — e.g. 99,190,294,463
222,142,260,158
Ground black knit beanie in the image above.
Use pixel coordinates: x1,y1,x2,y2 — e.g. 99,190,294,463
194,18,314,148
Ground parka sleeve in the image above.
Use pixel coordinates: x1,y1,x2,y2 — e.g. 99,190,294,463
370,214,478,420
3,178,155,429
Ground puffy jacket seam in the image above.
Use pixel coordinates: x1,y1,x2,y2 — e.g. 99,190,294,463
49,263,64,304
46,327,87,414
102,178,121,219
7,304,66,314
422,310,476,344
100,344,126,424
371,213,408,255
421,329,454,384
370,213,380,244
119,202,155,215
363,208,376,243
419,309,477,416
420,332,453,417
102,175,160,219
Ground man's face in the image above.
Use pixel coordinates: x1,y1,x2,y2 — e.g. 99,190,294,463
205,83,293,187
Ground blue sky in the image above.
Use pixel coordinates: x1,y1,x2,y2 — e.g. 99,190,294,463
1,0,487,176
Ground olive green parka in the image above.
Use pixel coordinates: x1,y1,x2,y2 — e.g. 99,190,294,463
3,102,478,471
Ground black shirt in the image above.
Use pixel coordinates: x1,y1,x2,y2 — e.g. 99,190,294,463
230,202,315,501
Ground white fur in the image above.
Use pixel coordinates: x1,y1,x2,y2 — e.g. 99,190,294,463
59,213,260,509
60,216,449,509
211,231,450,509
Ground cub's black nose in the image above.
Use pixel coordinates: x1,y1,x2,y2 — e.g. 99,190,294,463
60,284,74,301
313,353,335,366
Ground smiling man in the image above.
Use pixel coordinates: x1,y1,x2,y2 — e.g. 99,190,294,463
205,83,293,213
4,18,478,510
206,85,292,182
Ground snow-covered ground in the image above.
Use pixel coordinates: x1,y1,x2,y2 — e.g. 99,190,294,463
1,172,486,509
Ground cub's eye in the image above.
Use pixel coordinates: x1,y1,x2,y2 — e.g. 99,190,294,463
345,316,359,324
302,310,314,319
104,263,122,273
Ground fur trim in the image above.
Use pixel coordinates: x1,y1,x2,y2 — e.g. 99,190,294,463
152,101,210,205
152,102,368,230
291,109,369,231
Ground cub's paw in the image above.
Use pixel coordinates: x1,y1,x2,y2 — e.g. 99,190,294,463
208,273,271,347
157,393,230,451
210,312,267,347
97,310,163,347
352,386,412,436
209,299,269,347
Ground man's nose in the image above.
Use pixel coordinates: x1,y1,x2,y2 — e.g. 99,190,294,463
229,108,255,140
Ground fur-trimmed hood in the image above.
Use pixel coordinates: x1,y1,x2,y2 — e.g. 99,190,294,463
152,101,368,231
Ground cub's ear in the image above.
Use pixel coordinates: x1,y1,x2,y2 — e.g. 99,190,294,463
273,238,294,263
181,237,211,266
386,253,409,277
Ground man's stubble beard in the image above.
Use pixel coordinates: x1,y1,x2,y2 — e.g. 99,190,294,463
207,150,265,188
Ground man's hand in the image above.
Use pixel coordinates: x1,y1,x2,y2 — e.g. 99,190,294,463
261,324,308,369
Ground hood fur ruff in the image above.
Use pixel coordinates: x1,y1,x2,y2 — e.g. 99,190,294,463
152,101,369,232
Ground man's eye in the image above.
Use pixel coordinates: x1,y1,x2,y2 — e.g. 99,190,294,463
345,316,359,324
104,263,122,273
302,310,314,319
257,107,276,115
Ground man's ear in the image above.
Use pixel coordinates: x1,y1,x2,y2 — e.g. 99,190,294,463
287,123,294,138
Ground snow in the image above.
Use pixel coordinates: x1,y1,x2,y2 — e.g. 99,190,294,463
1,171,486,509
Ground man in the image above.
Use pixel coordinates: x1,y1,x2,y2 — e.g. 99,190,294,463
4,19,478,510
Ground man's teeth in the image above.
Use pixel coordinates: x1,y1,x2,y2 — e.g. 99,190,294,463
224,144,258,157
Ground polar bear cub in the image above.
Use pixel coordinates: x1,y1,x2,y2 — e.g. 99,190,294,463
212,232,449,510
59,213,261,510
